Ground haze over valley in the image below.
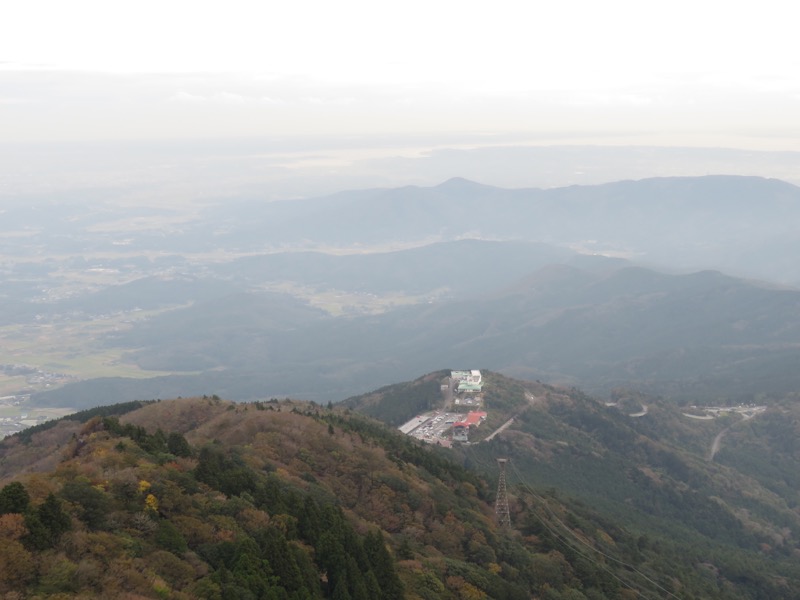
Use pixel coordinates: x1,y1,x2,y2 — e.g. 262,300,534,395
5,3,800,597
2,171,800,416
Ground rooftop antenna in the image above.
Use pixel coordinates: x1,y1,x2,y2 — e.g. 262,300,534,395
495,458,511,527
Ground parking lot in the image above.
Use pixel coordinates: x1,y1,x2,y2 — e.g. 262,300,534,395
401,410,465,443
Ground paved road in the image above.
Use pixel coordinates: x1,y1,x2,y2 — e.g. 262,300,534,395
484,417,514,442
629,404,648,418
482,391,542,442
707,410,759,461
708,428,728,461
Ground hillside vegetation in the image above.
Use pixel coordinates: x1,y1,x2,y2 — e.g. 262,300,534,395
0,395,645,599
347,372,800,599
3,388,796,599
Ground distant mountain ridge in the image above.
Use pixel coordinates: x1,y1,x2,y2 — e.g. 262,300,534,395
215,239,574,296
33,257,800,407
14,174,800,409
213,174,800,284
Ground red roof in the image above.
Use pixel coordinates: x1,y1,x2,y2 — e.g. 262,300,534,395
455,411,487,428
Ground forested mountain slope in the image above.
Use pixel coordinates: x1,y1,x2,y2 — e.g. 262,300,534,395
5,390,800,598
32,258,800,408
347,371,800,599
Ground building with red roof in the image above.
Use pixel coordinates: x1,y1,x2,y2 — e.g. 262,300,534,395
452,411,487,442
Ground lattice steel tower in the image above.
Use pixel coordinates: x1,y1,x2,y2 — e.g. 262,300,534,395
495,458,511,527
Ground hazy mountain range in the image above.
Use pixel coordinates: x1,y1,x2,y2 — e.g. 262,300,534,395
5,172,800,598
32,255,800,407
3,174,798,407
209,175,800,284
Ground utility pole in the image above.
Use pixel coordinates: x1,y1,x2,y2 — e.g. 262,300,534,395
495,458,511,527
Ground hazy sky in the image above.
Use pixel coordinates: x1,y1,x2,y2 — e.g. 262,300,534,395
2,0,799,150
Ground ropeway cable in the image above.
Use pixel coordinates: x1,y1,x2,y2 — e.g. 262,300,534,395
464,445,682,600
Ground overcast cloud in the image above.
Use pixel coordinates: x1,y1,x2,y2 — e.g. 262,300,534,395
2,0,799,149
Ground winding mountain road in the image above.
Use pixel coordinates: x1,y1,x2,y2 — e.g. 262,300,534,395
707,428,729,462
707,410,760,462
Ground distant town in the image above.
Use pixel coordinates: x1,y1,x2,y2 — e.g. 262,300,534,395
398,369,487,446
0,363,76,439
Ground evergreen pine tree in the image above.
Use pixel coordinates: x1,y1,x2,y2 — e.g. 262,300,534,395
37,493,71,540
22,493,71,551
22,511,50,551
0,482,30,514
167,432,193,457
363,530,404,600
